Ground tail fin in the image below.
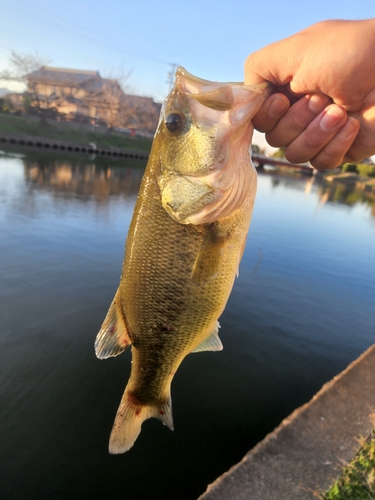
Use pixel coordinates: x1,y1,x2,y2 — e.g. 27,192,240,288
108,390,174,454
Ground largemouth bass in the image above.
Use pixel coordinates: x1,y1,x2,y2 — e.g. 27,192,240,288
95,67,270,453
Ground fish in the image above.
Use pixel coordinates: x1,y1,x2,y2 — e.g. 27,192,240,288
95,67,270,453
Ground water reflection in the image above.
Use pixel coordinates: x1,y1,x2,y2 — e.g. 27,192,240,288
319,179,375,215
18,151,375,218
1,151,375,500
264,168,375,217
23,157,144,202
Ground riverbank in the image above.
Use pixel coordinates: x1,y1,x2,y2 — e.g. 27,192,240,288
0,131,149,161
324,171,375,192
199,344,375,500
0,113,152,153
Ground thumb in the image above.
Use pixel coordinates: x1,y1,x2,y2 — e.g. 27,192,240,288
244,38,300,88
244,50,272,86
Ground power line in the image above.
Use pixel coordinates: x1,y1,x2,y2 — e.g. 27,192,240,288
2,1,169,67
166,63,178,91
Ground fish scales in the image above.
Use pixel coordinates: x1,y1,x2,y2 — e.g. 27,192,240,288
95,67,271,453
124,150,245,393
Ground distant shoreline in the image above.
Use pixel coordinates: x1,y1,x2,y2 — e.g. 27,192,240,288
324,171,375,192
0,131,149,160
0,113,152,157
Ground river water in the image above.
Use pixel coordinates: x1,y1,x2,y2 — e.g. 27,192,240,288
1,149,375,499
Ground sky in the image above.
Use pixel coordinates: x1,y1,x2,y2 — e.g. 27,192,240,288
1,0,375,149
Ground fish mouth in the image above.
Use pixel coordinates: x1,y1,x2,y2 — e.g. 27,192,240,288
157,67,272,226
175,66,272,95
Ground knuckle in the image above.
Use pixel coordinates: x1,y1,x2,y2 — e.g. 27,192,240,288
284,136,323,164
244,54,254,71
315,131,361,169
310,157,339,170
311,148,344,170
344,150,363,163
256,124,272,134
266,132,285,148
287,111,309,133
300,132,323,150
253,114,275,134
284,150,308,164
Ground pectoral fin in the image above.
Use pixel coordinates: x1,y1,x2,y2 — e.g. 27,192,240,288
192,322,223,352
95,289,132,359
192,224,229,284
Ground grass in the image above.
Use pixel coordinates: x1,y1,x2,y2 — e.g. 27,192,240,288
0,113,152,153
320,430,375,499
342,162,375,178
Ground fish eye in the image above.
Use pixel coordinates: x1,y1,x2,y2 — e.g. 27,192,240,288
165,112,185,133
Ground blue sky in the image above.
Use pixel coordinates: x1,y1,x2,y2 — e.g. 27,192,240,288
1,0,375,150
2,0,375,102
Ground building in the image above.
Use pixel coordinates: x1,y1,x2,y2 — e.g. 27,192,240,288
25,66,161,133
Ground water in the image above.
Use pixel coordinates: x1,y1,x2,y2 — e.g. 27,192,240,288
1,150,374,500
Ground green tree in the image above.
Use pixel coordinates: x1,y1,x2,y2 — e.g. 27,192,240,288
0,97,13,113
272,147,286,158
341,163,358,173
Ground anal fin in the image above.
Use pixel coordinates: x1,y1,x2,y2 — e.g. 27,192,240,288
95,288,131,359
192,322,223,352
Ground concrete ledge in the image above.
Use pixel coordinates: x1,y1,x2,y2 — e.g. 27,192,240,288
0,132,149,160
199,344,375,500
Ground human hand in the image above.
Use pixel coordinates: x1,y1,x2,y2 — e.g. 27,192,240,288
245,19,375,169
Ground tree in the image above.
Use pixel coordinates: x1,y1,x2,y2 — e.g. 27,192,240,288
103,66,134,94
0,97,14,113
251,144,266,155
99,70,160,134
99,69,134,131
272,147,286,158
0,51,52,122
0,51,51,84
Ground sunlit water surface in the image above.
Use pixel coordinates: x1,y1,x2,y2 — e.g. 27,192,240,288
1,151,374,499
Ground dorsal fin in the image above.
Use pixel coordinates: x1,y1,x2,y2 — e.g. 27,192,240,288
95,289,132,359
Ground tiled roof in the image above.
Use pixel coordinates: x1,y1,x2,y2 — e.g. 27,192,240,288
27,66,101,85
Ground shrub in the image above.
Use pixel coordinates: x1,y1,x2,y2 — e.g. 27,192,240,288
341,163,358,173
0,98,14,114
321,431,375,499
356,163,375,178
272,147,286,158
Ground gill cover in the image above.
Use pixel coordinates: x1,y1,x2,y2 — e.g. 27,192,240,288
157,67,270,225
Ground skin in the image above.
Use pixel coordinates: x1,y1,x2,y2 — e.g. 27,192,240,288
244,19,375,170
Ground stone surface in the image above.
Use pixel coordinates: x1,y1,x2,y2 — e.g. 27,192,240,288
199,344,375,500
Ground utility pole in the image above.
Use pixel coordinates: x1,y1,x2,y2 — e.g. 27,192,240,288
167,63,178,91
